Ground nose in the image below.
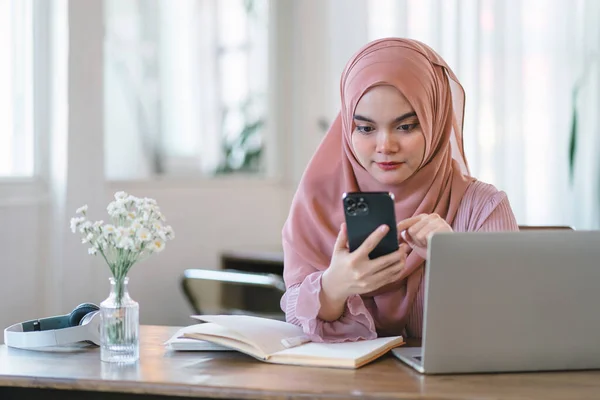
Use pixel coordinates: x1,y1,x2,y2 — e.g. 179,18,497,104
376,131,399,154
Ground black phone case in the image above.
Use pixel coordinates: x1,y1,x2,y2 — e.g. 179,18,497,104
343,192,399,259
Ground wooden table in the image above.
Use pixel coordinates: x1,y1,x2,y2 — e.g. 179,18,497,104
1,326,599,400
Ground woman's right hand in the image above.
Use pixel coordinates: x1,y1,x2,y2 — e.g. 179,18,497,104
321,223,408,304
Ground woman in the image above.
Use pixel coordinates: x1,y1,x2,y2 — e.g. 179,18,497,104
280,38,518,342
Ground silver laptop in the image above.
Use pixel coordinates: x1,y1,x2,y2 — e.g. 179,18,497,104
392,230,600,374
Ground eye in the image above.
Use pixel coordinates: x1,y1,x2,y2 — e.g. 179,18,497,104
356,125,374,134
397,123,419,132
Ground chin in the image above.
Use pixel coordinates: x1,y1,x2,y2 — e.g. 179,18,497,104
373,171,409,186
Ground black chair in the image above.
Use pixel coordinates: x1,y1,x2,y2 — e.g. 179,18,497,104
181,268,286,320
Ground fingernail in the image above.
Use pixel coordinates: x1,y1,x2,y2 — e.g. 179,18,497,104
379,225,388,232
400,230,407,239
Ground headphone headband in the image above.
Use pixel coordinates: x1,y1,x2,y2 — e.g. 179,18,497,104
3,305,101,349
21,315,71,332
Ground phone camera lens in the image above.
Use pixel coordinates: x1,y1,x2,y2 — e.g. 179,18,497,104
357,202,368,212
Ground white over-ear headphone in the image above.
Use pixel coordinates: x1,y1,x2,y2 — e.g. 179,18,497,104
4,303,101,349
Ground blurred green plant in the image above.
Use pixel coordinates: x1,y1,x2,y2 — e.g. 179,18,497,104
568,86,579,185
216,118,264,174
568,55,596,185
216,0,266,174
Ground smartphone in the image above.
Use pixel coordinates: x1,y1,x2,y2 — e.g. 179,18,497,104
342,191,399,259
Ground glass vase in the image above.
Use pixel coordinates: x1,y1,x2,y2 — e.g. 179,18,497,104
100,276,139,363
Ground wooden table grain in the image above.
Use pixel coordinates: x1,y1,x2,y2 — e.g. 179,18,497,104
1,325,599,400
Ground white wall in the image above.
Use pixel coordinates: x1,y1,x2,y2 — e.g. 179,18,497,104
0,198,44,328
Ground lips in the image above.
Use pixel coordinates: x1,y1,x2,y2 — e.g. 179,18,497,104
376,162,403,171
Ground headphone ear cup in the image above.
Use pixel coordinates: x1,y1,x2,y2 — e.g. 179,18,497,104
68,303,100,327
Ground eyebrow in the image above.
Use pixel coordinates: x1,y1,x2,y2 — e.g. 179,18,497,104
353,111,417,124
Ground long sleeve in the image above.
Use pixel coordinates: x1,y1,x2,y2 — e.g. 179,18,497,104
280,271,378,343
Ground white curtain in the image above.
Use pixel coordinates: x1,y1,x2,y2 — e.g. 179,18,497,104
360,0,600,229
570,0,600,230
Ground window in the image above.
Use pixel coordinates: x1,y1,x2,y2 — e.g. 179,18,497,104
0,0,35,177
104,0,269,180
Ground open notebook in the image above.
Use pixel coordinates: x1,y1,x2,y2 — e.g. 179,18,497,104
167,315,404,369
164,325,232,351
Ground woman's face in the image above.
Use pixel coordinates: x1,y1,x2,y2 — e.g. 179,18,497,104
351,85,425,186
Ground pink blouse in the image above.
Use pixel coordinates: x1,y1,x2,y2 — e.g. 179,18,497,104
280,180,519,341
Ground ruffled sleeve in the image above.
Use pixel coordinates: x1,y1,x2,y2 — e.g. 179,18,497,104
280,271,378,343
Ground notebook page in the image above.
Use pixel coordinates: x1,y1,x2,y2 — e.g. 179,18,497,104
271,336,402,365
183,323,266,359
165,337,232,351
192,315,304,355
165,325,232,351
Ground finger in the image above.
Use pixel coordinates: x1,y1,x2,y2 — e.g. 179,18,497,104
416,221,441,246
400,229,416,248
369,249,403,274
406,215,433,239
356,224,389,257
399,242,410,253
333,223,348,251
411,219,441,247
383,260,406,281
399,243,411,257
396,215,426,233
369,260,406,289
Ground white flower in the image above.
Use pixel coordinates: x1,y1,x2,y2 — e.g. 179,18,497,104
130,220,143,231
82,233,94,244
140,212,152,222
148,239,165,253
114,191,128,200
125,195,137,204
116,236,135,250
155,211,166,222
70,216,85,233
107,199,128,218
79,221,93,233
116,226,134,238
136,228,152,242
72,192,173,267
163,225,175,240
98,238,109,250
103,224,116,235
143,197,157,206
76,205,88,215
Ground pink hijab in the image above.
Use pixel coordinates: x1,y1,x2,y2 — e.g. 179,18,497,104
282,38,474,334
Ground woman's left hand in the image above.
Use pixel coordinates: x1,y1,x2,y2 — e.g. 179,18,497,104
396,214,453,259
